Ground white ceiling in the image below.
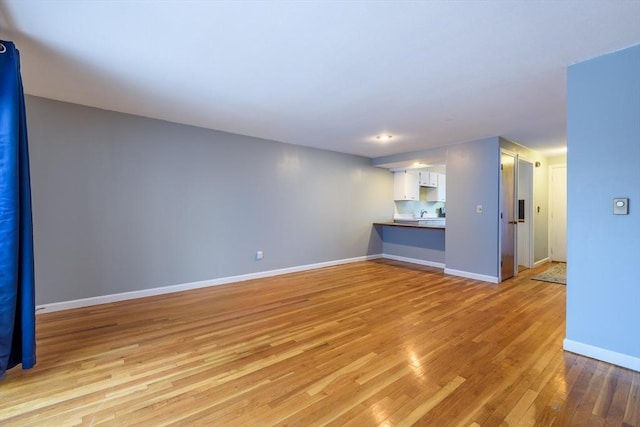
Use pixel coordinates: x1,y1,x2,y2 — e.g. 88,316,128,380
1,1,639,159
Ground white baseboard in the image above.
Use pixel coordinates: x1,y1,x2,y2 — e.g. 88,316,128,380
381,254,445,269
382,255,498,284
444,268,499,283
36,254,383,314
563,339,640,372
533,257,550,267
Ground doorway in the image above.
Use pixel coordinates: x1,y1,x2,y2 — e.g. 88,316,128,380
500,152,535,281
550,165,567,262
500,152,516,281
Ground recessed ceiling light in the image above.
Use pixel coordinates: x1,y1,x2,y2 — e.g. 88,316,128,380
376,135,393,142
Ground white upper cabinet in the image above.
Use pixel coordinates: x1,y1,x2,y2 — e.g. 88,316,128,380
394,170,420,201
419,171,438,187
426,174,446,202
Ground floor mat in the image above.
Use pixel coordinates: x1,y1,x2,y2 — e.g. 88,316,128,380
531,263,566,285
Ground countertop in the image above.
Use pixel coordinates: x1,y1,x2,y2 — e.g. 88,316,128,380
374,221,446,230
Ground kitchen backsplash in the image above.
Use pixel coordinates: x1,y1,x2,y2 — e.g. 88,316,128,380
394,200,445,217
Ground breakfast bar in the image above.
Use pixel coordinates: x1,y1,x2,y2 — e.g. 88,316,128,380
374,222,446,268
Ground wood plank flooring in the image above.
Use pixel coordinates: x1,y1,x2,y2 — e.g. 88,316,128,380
1,260,638,426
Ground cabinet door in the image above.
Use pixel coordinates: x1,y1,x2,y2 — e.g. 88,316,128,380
418,172,427,186
407,172,420,199
426,174,446,202
394,171,419,200
419,171,428,186
419,171,437,187
437,174,446,202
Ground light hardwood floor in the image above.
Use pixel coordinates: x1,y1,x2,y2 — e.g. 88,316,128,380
1,260,638,426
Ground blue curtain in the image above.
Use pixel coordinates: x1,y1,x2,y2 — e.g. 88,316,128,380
0,40,36,376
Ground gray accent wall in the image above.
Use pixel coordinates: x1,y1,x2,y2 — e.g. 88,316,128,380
26,96,394,305
445,137,500,278
566,44,640,362
380,226,445,264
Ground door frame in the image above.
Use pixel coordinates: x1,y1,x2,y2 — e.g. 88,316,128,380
499,149,518,282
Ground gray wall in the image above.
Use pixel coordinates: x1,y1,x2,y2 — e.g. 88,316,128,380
26,96,393,305
566,44,640,362
380,226,445,264
445,137,500,278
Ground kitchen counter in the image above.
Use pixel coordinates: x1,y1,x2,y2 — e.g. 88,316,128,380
374,221,445,230
373,222,446,268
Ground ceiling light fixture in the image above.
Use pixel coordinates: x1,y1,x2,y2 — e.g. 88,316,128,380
376,134,393,142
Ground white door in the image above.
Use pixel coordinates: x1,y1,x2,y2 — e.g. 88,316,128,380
517,160,534,269
550,165,567,262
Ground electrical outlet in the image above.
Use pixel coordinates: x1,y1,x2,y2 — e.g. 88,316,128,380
476,204,483,213
256,251,263,260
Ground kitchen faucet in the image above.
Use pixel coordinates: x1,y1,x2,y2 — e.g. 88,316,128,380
420,210,428,218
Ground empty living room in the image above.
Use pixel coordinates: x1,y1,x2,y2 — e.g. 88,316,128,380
1,1,639,426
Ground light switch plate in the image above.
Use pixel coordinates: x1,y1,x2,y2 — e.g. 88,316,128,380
613,198,629,215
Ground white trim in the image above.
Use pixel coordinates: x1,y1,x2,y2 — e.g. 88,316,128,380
444,268,499,283
563,339,640,372
499,149,519,283
36,254,383,314
517,158,535,270
381,254,445,269
533,257,550,267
